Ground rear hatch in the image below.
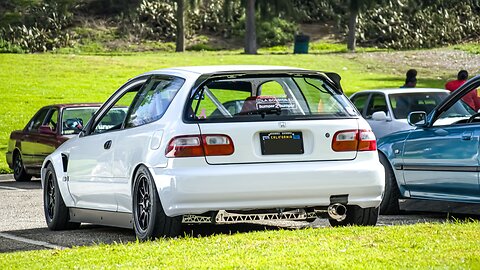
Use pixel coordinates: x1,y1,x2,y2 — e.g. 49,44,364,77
186,71,363,164
198,119,359,164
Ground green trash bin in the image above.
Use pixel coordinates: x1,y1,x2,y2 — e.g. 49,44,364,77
294,34,310,54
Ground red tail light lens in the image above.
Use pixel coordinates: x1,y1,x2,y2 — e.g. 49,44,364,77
202,135,234,156
165,136,204,157
357,130,377,151
166,134,234,157
332,129,376,152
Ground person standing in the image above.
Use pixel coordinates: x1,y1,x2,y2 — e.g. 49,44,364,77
445,70,480,111
400,69,417,88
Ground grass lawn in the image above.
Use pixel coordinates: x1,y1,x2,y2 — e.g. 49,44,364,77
1,222,479,269
0,51,452,172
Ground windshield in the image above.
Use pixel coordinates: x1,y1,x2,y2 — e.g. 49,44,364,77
188,75,357,121
389,92,449,119
62,107,99,135
438,100,476,119
62,107,127,134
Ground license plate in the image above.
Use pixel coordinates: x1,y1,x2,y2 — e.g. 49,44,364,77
260,131,304,155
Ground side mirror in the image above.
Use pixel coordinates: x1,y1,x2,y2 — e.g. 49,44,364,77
372,111,388,121
407,111,427,127
38,125,55,135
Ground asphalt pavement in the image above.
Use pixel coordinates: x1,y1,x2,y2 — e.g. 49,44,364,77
0,176,451,253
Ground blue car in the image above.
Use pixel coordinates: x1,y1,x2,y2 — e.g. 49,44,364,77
378,75,480,215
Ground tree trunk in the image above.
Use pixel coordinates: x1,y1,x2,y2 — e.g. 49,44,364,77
175,0,185,52
347,7,358,52
244,0,257,54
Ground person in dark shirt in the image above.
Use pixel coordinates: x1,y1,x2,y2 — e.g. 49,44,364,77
400,69,417,88
445,70,480,111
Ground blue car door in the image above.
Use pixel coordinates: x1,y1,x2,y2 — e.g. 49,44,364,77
402,123,480,202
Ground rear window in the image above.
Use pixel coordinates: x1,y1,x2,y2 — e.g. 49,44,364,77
188,75,357,121
389,92,449,119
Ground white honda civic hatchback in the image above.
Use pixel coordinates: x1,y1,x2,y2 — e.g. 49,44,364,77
41,66,384,240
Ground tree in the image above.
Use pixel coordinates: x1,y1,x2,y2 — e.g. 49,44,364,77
346,0,382,52
243,0,292,54
175,0,185,52
244,0,256,54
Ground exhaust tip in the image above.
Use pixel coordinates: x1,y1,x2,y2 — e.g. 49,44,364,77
327,203,347,221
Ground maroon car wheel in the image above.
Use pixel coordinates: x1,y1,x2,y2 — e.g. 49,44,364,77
13,151,31,182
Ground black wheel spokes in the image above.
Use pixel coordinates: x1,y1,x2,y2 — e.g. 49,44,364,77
46,173,55,219
136,175,151,231
14,155,22,176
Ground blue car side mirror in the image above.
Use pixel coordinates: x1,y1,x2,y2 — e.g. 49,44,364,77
407,111,427,127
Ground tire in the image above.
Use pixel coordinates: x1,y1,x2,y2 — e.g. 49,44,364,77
133,166,182,241
13,151,32,182
379,153,401,215
43,163,80,230
328,206,379,227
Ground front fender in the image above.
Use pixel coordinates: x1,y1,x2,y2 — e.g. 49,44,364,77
377,130,410,195
41,151,75,208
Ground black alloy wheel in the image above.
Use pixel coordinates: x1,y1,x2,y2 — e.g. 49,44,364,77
133,166,182,241
136,174,151,232
13,152,31,182
45,170,56,220
43,163,80,230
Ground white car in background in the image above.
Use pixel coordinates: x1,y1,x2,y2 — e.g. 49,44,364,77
349,88,450,138
41,65,384,240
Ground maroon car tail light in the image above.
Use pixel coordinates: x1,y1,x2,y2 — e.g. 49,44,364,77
332,129,376,152
165,134,234,157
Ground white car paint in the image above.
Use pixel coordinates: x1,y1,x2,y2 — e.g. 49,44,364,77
41,65,384,230
350,88,451,138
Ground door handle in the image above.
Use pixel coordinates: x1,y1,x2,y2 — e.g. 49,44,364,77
462,132,473,141
104,140,112,149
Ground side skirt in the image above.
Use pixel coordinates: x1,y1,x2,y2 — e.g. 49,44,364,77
399,198,480,215
69,208,133,229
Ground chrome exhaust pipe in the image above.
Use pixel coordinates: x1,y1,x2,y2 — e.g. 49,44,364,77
327,203,347,221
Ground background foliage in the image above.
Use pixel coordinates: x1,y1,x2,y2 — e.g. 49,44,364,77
1,0,479,53
356,0,480,49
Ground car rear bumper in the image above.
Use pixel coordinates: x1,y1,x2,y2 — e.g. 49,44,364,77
152,154,385,217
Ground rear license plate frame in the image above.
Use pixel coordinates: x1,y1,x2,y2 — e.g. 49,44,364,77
260,131,304,155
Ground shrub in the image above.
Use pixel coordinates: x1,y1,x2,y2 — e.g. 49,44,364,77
356,0,480,49
0,2,73,53
233,17,298,47
0,38,25,53
258,18,298,47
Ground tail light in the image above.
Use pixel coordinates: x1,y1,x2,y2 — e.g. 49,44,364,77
165,134,234,157
332,129,376,152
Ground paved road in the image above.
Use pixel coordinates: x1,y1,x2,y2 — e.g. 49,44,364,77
0,177,451,253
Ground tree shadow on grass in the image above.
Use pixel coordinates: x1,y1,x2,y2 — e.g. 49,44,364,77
182,222,291,238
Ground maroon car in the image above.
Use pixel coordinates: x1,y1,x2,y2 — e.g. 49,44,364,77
6,104,127,181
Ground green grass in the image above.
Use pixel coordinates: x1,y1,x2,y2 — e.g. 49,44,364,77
0,50,458,172
1,222,479,269
453,42,480,54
